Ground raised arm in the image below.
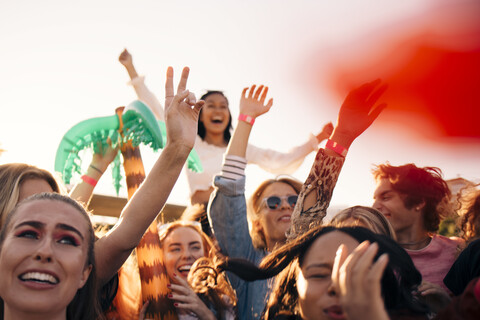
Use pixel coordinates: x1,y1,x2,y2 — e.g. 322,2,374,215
94,67,204,285
69,140,118,206
245,121,333,175
208,85,272,260
119,48,164,120
288,80,387,239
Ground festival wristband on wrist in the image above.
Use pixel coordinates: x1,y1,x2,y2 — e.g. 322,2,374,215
325,139,348,157
81,175,98,187
238,114,255,126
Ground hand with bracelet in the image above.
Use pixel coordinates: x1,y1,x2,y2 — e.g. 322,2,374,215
328,79,388,155
70,139,119,205
238,84,273,126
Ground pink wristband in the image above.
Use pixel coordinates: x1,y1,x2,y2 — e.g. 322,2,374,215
238,114,255,126
81,175,98,187
325,139,348,157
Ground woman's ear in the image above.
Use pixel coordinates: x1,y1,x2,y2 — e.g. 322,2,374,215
253,219,263,233
78,264,93,289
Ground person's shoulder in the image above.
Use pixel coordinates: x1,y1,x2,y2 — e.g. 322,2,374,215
433,234,465,247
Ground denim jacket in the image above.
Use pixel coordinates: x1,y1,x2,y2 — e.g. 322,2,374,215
208,175,269,320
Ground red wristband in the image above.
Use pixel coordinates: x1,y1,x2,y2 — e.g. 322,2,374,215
81,175,98,187
325,139,348,157
238,114,255,126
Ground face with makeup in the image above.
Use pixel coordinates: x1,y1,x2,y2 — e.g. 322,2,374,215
162,226,206,280
0,199,92,317
296,231,360,320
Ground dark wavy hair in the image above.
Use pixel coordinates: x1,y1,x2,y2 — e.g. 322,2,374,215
198,91,233,144
372,163,452,232
220,226,428,319
0,193,102,320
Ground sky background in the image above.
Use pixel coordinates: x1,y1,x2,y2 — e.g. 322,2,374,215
1,0,479,215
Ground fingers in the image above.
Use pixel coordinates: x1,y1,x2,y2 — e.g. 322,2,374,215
186,91,197,106
368,253,388,284
177,67,190,94
193,100,204,113
165,67,174,100
242,87,249,99
350,79,382,102
138,301,150,320
172,89,191,105
332,244,348,290
254,85,264,100
366,83,388,107
339,241,372,291
368,102,387,120
248,85,257,98
265,98,273,110
260,86,269,103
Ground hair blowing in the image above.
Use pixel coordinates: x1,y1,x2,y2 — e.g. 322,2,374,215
372,163,452,232
220,226,428,319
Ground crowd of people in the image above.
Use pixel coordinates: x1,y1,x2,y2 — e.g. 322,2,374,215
0,48,478,320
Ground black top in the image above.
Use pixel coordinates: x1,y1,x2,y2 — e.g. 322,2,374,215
443,238,480,296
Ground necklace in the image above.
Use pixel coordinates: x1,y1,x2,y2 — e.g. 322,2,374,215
399,237,431,247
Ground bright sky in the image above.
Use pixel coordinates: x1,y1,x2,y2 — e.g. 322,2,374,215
1,0,479,213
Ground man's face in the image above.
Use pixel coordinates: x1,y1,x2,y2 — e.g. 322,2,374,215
372,178,419,234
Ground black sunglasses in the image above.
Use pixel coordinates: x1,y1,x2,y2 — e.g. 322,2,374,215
261,195,298,210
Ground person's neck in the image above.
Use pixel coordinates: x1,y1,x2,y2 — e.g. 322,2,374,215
4,306,66,320
396,228,432,250
266,237,286,252
204,132,227,147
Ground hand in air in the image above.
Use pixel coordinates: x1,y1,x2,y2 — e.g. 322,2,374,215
316,122,334,143
333,79,388,148
239,85,273,119
118,49,133,67
164,67,204,150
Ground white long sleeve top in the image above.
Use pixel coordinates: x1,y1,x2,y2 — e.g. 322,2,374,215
128,76,319,196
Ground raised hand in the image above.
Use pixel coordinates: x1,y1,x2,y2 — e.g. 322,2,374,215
239,84,273,118
91,138,119,173
118,49,133,67
316,122,334,143
164,67,204,150
168,273,216,320
332,79,387,148
331,242,389,320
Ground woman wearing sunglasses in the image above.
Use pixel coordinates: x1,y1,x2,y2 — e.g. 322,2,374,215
208,80,388,320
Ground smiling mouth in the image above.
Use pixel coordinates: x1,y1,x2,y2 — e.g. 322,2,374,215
278,215,291,222
211,119,224,124
177,265,192,275
324,306,345,319
19,272,59,285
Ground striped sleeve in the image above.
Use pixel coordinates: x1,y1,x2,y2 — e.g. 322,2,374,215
220,155,247,180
